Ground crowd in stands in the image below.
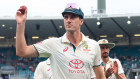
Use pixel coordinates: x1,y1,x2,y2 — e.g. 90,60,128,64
110,53,140,74
0,47,47,78
0,46,140,78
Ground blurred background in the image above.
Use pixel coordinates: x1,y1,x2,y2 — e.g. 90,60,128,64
0,0,140,79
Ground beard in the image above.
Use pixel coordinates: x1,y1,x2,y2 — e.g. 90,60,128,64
102,52,109,58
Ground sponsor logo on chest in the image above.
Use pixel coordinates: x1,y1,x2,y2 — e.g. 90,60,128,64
68,59,85,73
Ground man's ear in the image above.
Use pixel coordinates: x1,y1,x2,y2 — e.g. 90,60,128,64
80,19,84,26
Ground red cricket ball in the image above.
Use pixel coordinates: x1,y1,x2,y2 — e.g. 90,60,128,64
19,6,27,14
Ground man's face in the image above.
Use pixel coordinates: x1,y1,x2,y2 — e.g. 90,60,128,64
100,45,110,58
63,13,83,32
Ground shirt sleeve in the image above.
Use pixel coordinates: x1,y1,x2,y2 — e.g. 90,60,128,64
116,59,124,74
93,43,101,66
33,39,53,57
91,69,96,78
34,62,44,79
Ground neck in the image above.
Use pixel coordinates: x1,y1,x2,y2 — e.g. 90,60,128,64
66,31,82,47
102,57,109,65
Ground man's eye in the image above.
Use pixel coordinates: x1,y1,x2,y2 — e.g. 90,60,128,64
101,47,104,49
71,15,75,19
64,16,68,19
71,15,77,19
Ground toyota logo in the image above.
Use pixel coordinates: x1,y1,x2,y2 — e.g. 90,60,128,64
69,59,84,69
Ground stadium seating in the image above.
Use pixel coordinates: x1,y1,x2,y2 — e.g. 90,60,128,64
0,46,140,78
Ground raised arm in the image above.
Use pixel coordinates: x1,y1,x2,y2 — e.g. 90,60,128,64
16,6,38,57
114,61,126,79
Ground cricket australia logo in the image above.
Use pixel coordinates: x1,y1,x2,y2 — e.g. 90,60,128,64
83,45,91,51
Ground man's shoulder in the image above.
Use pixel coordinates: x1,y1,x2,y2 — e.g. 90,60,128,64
38,61,50,67
42,37,61,43
38,61,46,65
110,58,120,62
86,38,98,44
46,37,60,40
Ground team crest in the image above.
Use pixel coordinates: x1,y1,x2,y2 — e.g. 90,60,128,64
82,45,91,51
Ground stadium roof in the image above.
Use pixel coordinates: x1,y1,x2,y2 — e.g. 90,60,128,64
0,0,140,47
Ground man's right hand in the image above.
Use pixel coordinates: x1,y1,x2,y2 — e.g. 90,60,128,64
16,5,38,58
104,64,114,78
16,6,27,24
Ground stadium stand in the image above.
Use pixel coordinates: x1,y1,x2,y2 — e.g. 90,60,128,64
0,47,47,79
0,45,140,79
